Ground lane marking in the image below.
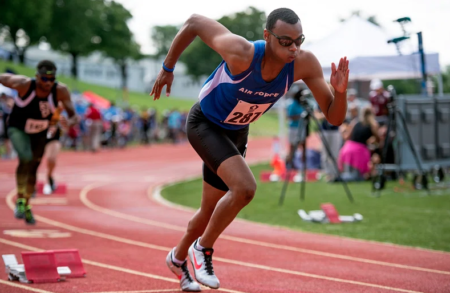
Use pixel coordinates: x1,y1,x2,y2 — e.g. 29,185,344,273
86,289,211,293
87,290,195,293
0,279,54,293
81,183,450,276
5,189,427,293
30,198,68,205
3,229,71,238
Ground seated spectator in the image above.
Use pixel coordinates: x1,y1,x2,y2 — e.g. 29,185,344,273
338,107,380,180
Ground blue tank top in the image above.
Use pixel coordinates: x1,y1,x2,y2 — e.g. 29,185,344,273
199,40,295,130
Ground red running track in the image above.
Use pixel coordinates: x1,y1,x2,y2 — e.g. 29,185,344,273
1,137,450,293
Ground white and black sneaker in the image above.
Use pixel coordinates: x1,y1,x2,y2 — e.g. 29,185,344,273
166,248,201,292
188,238,220,289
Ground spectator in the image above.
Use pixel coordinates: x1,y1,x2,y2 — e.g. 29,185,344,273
140,107,150,144
346,88,361,121
85,103,103,152
369,79,391,126
338,106,380,180
286,88,305,167
168,109,182,143
0,84,17,159
148,108,157,142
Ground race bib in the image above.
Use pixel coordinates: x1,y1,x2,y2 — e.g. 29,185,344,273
24,119,49,134
224,100,272,125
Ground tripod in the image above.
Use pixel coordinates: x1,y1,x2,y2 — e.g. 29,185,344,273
278,103,354,205
372,87,429,196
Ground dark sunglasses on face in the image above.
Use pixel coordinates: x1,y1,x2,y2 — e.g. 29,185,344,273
40,76,56,82
267,29,305,47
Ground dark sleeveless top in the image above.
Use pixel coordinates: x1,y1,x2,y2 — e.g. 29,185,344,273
8,80,58,134
349,122,373,145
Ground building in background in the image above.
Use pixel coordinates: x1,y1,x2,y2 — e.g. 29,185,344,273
0,43,204,99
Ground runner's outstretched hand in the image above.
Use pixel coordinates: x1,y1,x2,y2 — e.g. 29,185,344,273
330,57,349,94
150,69,174,100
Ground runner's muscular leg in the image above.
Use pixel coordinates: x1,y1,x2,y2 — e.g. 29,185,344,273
174,180,226,260
199,154,256,248
45,141,61,178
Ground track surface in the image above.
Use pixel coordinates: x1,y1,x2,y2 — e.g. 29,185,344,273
1,137,450,293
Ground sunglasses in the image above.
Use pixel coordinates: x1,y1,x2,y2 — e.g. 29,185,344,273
267,29,305,47
40,76,56,82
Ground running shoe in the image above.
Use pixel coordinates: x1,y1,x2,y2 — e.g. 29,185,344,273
188,238,220,289
166,248,201,292
14,198,26,219
24,205,36,225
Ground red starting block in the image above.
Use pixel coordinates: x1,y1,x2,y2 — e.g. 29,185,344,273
51,249,86,278
321,203,341,224
21,251,60,283
36,181,67,195
260,170,320,182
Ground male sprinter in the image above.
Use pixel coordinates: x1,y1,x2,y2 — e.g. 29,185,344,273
0,60,77,224
150,8,348,291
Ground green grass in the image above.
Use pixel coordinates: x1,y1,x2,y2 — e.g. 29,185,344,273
162,163,450,252
0,60,279,137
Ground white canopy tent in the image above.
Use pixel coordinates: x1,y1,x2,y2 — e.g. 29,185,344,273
303,16,443,95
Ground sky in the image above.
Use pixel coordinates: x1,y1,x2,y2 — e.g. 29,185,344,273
115,0,450,67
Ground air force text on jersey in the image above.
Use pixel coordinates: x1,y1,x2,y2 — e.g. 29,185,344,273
238,87,280,98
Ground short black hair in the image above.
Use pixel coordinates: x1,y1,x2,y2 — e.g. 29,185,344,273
266,8,300,30
37,60,57,74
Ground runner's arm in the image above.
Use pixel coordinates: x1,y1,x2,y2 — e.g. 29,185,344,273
0,74,30,96
57,85,78,126
164,14,254,72
297,52,347,126
150,14,254,100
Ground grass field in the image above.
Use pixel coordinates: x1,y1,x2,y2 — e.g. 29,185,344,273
0,60,279,137
162,163,450,252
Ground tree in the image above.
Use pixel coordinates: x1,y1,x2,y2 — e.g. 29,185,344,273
0,0,53,63
433,65,450,94
95,1,142,94
383,79,421,95
180,6,266,79
46,0,105,79
151,25,179,58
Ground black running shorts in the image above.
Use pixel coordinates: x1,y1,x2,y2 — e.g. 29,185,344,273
186,102,249,191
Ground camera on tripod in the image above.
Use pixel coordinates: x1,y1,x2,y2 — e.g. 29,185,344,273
279,86,354,205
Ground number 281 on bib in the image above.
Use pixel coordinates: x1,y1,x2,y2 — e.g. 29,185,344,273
223,100,272,125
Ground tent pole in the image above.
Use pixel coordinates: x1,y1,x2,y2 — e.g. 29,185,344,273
437,72,444,97
417,32,427,97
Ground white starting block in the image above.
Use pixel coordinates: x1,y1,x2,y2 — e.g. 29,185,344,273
2,254,71,283
298,209,363,223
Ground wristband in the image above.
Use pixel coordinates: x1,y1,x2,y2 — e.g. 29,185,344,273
162,62,175,73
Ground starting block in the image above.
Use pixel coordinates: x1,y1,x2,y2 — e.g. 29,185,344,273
3,253,70,283
2,249,85,283
320,203,341,223
51,249,86,277
260,170,320,183
298,203,363,224
36,181,67,195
